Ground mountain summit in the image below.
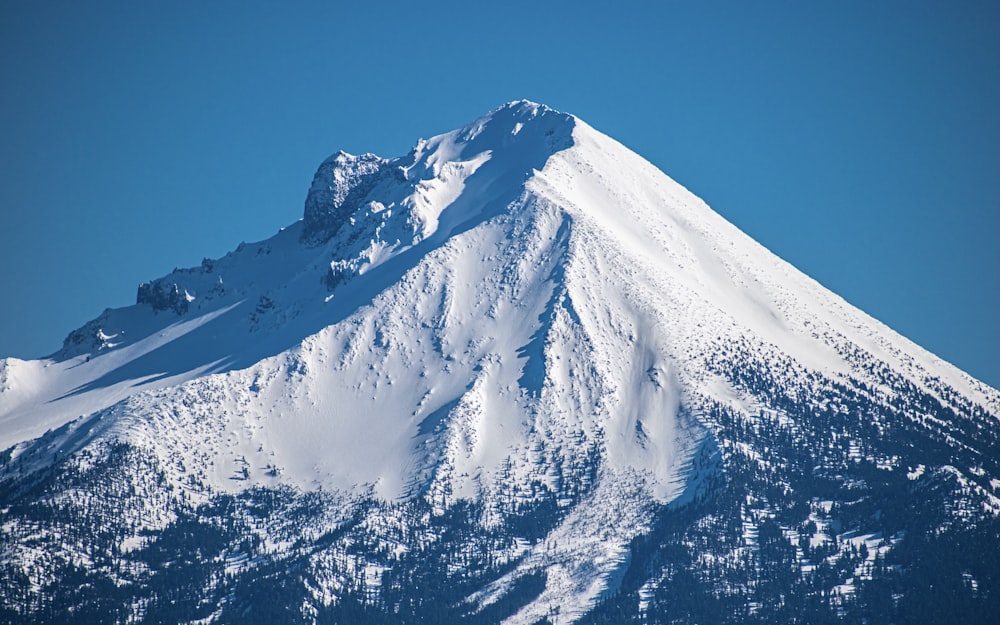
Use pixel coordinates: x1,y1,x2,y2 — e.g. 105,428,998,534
2,102,997,624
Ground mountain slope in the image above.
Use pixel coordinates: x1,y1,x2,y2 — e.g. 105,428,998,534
1,101,998,624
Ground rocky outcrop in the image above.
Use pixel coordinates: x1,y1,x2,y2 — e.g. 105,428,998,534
136,280,193,314
302,151,394,242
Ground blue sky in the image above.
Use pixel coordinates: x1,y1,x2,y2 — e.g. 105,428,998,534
1,1,997,388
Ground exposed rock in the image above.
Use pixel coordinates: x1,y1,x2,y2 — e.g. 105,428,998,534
136,280,193,314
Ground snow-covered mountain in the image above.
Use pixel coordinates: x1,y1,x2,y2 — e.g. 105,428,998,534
1,101,998,624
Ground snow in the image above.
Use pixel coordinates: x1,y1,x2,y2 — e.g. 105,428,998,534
908,464,926,480
4,99,995,467
0,302,241,450
472,473,653,625
2,99,999,621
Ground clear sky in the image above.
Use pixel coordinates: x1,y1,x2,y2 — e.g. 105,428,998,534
1,1,997,389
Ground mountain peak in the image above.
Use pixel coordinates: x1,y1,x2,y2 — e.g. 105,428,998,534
3,102,998,625
459,99,573,144
302,101,576,243
480,99,564,124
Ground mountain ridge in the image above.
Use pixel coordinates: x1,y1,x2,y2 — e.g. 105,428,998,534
2,100,993,451
1,101,997,624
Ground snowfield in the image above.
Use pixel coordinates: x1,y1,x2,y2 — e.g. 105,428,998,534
1,101,997,624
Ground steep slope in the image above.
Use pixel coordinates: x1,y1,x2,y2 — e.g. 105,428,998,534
1,101,998,624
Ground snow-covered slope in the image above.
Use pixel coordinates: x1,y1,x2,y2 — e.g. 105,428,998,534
2,101,998,624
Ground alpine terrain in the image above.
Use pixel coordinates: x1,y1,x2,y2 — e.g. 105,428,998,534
1,101,998,624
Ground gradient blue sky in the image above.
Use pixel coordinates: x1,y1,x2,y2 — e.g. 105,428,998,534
1,1,997,388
